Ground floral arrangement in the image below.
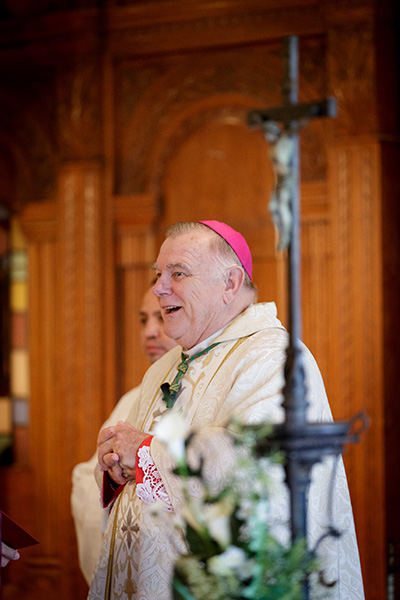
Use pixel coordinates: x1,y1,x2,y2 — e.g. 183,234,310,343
154,412,321,600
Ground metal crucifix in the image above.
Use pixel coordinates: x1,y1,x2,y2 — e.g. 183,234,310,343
249,35,336,349
248,36,367,599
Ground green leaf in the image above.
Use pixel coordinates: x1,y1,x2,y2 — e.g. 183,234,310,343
185,523,221,559
173,579,198,600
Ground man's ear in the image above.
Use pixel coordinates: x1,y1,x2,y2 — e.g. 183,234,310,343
222,266,245,304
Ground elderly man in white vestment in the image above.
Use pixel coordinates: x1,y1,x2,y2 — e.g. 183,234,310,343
71,285,177,586
88,220,364,600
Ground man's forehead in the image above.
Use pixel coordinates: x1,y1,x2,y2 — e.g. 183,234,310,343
155,233,209,269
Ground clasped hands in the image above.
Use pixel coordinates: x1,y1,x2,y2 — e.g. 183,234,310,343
97,421,148,486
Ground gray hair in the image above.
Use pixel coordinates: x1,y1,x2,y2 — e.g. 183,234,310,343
165,222,258,295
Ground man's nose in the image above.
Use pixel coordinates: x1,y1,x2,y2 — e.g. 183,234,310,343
153,275,169,297
145,317,159,338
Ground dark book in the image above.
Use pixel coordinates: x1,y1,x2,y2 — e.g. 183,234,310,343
0,510,39,550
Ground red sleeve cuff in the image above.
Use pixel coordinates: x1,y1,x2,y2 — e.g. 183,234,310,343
102,472,125,508
135,436,153,485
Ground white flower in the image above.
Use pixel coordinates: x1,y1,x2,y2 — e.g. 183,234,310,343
255,498,269,522
203,498,233,548
181,496,233,548
154,410,189,462
237,498,252,521
207,514,231,549
208,546,247,576
181,497,205,534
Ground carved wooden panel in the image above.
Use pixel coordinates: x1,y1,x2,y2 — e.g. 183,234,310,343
106,0,327,59
56,62,103,161
327,21,377,137
328,139,386,598
0,79,57,210
6,200,86,599
2,166,112,600
113,39,328,196
300,182,334,398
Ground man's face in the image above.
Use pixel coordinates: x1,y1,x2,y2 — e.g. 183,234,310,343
139,288,177,363
153,231,228,350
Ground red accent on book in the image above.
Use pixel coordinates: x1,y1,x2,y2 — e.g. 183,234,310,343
0,510,39,550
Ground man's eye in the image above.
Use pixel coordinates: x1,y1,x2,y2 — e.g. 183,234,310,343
139,318,147,325
172,271,184,278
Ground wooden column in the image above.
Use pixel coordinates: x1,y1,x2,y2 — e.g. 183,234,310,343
15,162,112,598
58,162,108,462
57,162,109,595
329,138,385,599
326,7,388,596
17,200,83,597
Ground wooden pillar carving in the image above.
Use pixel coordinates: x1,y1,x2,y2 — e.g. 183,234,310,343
20,203,59,549
326,9,387,597
58,162,108,463
14,163,111,598
329,140,385,598
18,200,74,596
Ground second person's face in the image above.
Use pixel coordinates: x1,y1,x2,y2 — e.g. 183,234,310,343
139,288,177,363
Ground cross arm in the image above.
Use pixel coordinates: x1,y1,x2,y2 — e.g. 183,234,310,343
248,97,337,129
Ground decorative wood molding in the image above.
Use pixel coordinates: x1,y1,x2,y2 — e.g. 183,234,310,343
113,193,159,230
57,62,103,160
0,84,57,210
115,41,328,195
106,0,326,56
328,138,386,595
114,53,280,194
0,0,329,70
327,22,377,137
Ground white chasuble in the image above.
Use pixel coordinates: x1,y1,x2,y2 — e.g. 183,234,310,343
88,302,364,600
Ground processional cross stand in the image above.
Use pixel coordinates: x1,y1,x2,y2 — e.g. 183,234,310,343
248,36,367,598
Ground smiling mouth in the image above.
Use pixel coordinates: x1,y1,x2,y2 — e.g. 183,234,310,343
164,306,181,315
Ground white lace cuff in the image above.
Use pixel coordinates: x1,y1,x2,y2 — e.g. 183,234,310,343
136,445,173,512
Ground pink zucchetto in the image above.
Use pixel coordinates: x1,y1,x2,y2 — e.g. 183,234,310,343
199,220,253,281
